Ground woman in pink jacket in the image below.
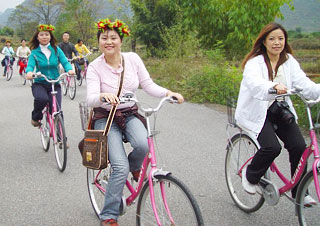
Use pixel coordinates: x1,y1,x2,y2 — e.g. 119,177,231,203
86,18,184,226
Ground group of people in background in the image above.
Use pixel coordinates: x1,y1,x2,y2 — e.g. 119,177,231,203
1,33,91,79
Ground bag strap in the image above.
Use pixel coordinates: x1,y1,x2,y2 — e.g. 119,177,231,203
102,55,125,136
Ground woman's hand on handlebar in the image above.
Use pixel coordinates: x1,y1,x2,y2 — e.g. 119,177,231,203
273,83,287,95
26,72,34,80
166,90,184,104
100,93,119,106
68,70,75,75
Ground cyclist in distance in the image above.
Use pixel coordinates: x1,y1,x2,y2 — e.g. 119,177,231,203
86,18,184,226
16,39,31,75
26,24,74,127
1,40,15,77
74,39,91,66
235,22,320,205
58,32,81,80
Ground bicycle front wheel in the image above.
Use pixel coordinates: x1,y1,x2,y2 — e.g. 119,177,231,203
68,76,76,100
21,72,26,85
61,77,67,96
225,133,265,213
77,71,83,86
87,166,111,218
40,113,50,152
53,114,67,172
6,66,13,81
296,170,320,226
136,174,204,226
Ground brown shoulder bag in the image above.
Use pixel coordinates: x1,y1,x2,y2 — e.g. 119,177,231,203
81,56,125,170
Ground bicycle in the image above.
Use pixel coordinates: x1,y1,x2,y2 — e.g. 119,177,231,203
4,56,14,81
76,53,90,86
18,57,28,85
61,58,76,100
80,93,204,226
225,87,320,226
34,72,69,172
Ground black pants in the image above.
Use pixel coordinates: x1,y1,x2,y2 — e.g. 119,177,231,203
246,110,306,197
31,83,62,121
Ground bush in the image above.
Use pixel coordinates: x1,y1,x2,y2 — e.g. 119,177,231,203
291,38,320,50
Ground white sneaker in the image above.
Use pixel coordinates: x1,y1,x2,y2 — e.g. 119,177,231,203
304,195,317,207
242,167,256,195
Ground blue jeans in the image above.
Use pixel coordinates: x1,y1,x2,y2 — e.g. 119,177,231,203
95,115,149,221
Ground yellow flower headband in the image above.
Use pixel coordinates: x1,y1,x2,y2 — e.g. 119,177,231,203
37,24,55,32
95,18,130,37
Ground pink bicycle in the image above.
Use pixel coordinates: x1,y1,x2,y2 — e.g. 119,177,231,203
18,57,28,85
81,93,204,225
35,72,69,172
61,58,77,100
225,87,320,225
76,53,90,86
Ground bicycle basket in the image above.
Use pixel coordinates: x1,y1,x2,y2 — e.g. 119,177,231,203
227,97,237,126
79,101,90,131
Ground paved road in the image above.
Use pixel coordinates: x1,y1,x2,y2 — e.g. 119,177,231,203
0,55,302,226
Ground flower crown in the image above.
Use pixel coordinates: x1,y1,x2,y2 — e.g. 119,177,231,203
37,24,55,32
95,18,130,37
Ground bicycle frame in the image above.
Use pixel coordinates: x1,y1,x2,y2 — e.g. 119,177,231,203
93,97,178,226
269,118,320,201
40,83,62,144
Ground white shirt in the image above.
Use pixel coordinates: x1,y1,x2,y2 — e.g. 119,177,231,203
16,46,31,58
40,44,51,60
235,54,320,136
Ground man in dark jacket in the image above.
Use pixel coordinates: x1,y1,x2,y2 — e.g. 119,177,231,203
58,32,81,80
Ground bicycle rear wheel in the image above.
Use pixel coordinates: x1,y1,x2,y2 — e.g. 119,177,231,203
68,76,76,100
136,174,204,226
87,166,111,218
6,65,13,81
225,133,265,213
53,114,67,172
40,113,50,152
296,170,320,226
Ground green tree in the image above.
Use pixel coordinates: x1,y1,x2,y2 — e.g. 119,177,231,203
9,5,31,39
130,0,181,55
182,0,294,58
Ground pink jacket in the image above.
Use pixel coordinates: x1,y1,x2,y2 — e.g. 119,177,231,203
86,52,168,109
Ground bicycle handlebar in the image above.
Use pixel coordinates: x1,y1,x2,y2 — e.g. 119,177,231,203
268,86,320,106
33,72,69,84
102,92,178,114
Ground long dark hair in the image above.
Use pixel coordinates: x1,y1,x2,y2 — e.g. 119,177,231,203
242,22,293,81
29,30,58,54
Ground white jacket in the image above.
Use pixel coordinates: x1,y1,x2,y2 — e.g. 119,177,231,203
235,54,320,136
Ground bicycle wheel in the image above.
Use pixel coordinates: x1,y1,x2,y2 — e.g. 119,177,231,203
6,65,13,81
225,133,265,213
53,114,67,172
296,170,320,226
136,174,204,226
87,166,112,218
61,77,67,96
68,76,76,100
21,71,26,85
40,113,50,152
77,71,83,86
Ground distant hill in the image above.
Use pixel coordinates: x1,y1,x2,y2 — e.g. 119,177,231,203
0,8,14,27
277,0,320,32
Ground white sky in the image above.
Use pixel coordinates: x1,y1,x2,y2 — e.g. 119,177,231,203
0,0,25,13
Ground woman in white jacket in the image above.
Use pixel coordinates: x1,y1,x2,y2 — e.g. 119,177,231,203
235,22,320,205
